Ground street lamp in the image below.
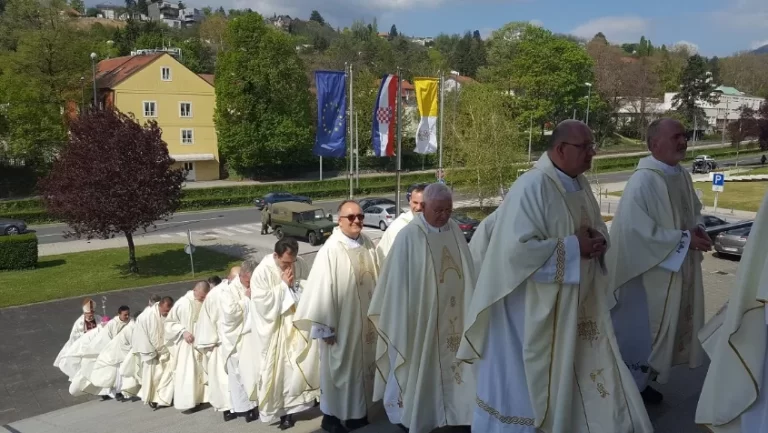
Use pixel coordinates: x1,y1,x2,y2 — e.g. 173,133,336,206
80,76,85,109
584,82,593,126
90,52,98,108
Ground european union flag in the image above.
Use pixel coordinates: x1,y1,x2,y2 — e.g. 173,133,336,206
314,71,347,158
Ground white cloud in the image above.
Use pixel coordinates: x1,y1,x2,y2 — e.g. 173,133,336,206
711,0,768,31
751,39,768,49
673,40,699,54
570,16,650,43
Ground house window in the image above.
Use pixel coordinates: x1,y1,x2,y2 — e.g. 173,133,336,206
183,162,194,171
179,102,192,117
181,128,194,144
161,67,171,81
143,101,156,117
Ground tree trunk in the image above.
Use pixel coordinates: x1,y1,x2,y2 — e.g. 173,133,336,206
125,232,139,274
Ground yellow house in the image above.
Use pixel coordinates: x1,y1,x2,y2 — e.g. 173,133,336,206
95,52,219,181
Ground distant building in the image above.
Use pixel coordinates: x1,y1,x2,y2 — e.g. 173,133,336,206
266,15,292,31
94,3,121,19
665,85,765,129
443,72,476,92
95,52,220,181
147,1,205,28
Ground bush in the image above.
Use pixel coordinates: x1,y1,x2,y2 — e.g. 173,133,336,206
0,233,39,270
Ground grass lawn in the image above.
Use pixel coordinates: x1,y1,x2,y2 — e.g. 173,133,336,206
0,243,240,308
610,181,767,212
747,166,768,175
458,206,614,222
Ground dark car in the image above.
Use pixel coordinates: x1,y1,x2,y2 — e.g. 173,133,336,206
714,225,751,257
0,217,27,236
452,213,480,242
359,197,395,213
268,202,335,246
253,192,312,210
702,215,727,228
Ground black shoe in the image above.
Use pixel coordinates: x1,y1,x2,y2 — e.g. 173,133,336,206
223,410,237,422
278,414,295,430
115,393,125,402
345,416,369,430
321,414,348,433
148,402,158,409
641,386,664,405
245,408,259,423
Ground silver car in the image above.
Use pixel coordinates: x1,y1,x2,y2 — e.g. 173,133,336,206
714,226,751,257
0,218,27,235
364,204,396,231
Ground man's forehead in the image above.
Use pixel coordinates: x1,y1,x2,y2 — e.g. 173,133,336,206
341,203,361,213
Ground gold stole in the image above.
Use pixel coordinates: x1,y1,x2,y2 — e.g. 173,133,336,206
341,244,379,386
564,189,634,431
425,229,469,389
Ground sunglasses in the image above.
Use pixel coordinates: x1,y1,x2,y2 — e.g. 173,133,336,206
340,214,365,222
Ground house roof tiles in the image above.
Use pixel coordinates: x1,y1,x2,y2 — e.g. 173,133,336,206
95,53,163,89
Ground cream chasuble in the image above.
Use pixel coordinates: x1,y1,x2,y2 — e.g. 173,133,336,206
469,209,498,274
375,210,415,263
293,228,380,421
369,215,477,433
68,317,129,396
165,290,206,410
696,192,768,433
133,303,174,406
119,305,153,398
607,156,705,387
250,256,319,423
220,278,259,413
457,153,652,433
90,320,136,393
194,280,231,411
54,314,103,378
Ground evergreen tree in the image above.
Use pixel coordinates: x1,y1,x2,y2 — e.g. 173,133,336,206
388,24,398,40
309,10,325,26
673,54,720,125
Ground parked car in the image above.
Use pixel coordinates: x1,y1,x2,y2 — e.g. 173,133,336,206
692,155,717,173
714,225,751,257
702,215,727,228
253,192,312,210
364,204,396,231
267,202,334,246
0,217,27,236
359,197,395,213
452,213,480,241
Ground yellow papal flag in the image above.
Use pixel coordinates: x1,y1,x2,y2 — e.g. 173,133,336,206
414,77,439,154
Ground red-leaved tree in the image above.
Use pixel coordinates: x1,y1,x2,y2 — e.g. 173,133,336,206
40,108,185,273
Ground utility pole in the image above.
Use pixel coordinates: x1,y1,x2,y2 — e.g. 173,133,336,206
585,82,593,125
348,63,354,198
438,71,445,176
90,53,98,108
355,111,360,187
527,114,533,163
395,68,403,216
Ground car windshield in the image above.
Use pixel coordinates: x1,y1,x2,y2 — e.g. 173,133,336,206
298,210,325,221
385,206,396,215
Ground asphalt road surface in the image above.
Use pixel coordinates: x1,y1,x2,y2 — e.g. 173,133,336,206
31,155,765,245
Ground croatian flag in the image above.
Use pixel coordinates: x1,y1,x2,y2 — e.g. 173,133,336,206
372,74,398,157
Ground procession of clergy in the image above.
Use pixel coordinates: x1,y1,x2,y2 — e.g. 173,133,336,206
52,117,768,433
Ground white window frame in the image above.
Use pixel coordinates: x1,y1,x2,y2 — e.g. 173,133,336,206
161,66,172,81
179,102,192,118
181,128,194,145
143,101,157,117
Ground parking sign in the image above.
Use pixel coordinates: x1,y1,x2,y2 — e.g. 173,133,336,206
712,173,725,192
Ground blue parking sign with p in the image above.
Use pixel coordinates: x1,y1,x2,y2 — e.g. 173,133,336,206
713,173,725,186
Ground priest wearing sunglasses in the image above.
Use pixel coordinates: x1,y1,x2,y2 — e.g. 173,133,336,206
293,200,381,433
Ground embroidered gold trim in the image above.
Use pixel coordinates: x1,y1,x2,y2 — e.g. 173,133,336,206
554,238,566,284
476,395,535,426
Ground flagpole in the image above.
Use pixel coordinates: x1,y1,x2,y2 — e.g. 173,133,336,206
347,63,354,199
355,111,360,187
319,156,323,181
438,71,445,179
395,67,403,215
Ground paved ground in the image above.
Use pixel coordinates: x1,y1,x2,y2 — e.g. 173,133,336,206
0,250,742,430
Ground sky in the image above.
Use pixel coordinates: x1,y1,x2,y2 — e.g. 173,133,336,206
196,0,768,56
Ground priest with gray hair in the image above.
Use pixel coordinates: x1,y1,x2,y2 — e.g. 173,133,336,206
368,182,477,433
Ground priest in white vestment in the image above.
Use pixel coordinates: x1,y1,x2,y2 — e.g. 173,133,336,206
251,238,319,430
607,118,711,404
69,306,131,397
696,192,768,432
375,183,426,263
134,296,175,408
458,120,653,433
116,297,161,398
294,200,381,433
220,261,259,423
468,208,498,273
54,298,102,378
195,268,239,419
90,311,140,399
369,183,477,433
165,281,210,411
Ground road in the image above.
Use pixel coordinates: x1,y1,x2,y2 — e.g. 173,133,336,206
31,155,765,245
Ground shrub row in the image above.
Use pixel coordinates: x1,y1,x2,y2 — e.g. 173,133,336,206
0,233,38,270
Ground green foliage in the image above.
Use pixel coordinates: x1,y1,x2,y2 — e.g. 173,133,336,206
0,233,38,270
674,54,720,125
309,10,325,26
215,12,314,178
69,0,84,13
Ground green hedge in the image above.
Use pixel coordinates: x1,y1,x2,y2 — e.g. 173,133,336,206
0,233,38,270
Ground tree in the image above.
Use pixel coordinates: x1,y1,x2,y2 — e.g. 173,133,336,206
591,32,608,45
136,0,148,15
481,21,535,87
85,6,98,16
177,1,185,10
214,12,314,178
40,109,185,274
388,24,398,40
199,14,228,52
69,0,84,13
708,56,721,84
673,54,719,125
309,10,325,26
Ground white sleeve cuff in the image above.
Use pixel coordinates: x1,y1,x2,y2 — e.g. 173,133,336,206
659,231,690,273
281,282,297,314
310,324,334,339
532,235,580,286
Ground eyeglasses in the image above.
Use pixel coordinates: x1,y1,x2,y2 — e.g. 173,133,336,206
340,214,365,222
562,142,597,151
